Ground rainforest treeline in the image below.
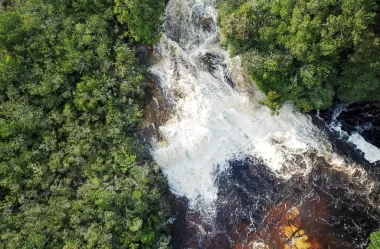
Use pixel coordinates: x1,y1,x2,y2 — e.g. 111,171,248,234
217,0,380,112
0,0,170,248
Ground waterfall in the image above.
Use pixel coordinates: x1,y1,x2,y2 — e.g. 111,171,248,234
147,0,380,247
149,0,335,210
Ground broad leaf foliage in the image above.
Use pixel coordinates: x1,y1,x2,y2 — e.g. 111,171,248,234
217,0,380,111
0,1,169,248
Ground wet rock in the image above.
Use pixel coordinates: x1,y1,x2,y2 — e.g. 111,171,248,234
199,52,222,72
191,5,215,32
135,46,150,65
199,52,235,88
136,77,172,159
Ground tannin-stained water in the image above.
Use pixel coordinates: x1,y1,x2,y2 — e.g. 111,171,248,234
146,0,380,248
316,103,380,163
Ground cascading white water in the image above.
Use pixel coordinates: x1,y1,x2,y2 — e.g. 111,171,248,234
148,0,368,212
322,104,380,163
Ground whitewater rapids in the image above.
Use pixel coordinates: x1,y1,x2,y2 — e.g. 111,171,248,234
148,0,379,213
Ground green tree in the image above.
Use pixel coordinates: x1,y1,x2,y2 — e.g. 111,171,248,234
0,0,170,248
217,0,380,111
114,0,165,43
369,230,380,249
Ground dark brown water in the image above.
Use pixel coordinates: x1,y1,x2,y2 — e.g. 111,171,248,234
171,155,380,249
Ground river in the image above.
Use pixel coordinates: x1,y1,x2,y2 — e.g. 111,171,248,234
145,0,380,248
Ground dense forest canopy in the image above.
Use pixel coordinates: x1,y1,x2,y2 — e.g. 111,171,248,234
0,0,170,248
217,0,380,111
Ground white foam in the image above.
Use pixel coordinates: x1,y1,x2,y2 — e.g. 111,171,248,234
149,0,331,211
348,133,380,163
326,104,380,163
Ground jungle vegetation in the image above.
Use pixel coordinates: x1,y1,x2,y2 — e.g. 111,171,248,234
216,0,380,112
369,230,380,249
0,0,170,248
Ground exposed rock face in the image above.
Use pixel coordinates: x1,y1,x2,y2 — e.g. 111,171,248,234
199,52,235,88
136,77,172,159
135,46,150,64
